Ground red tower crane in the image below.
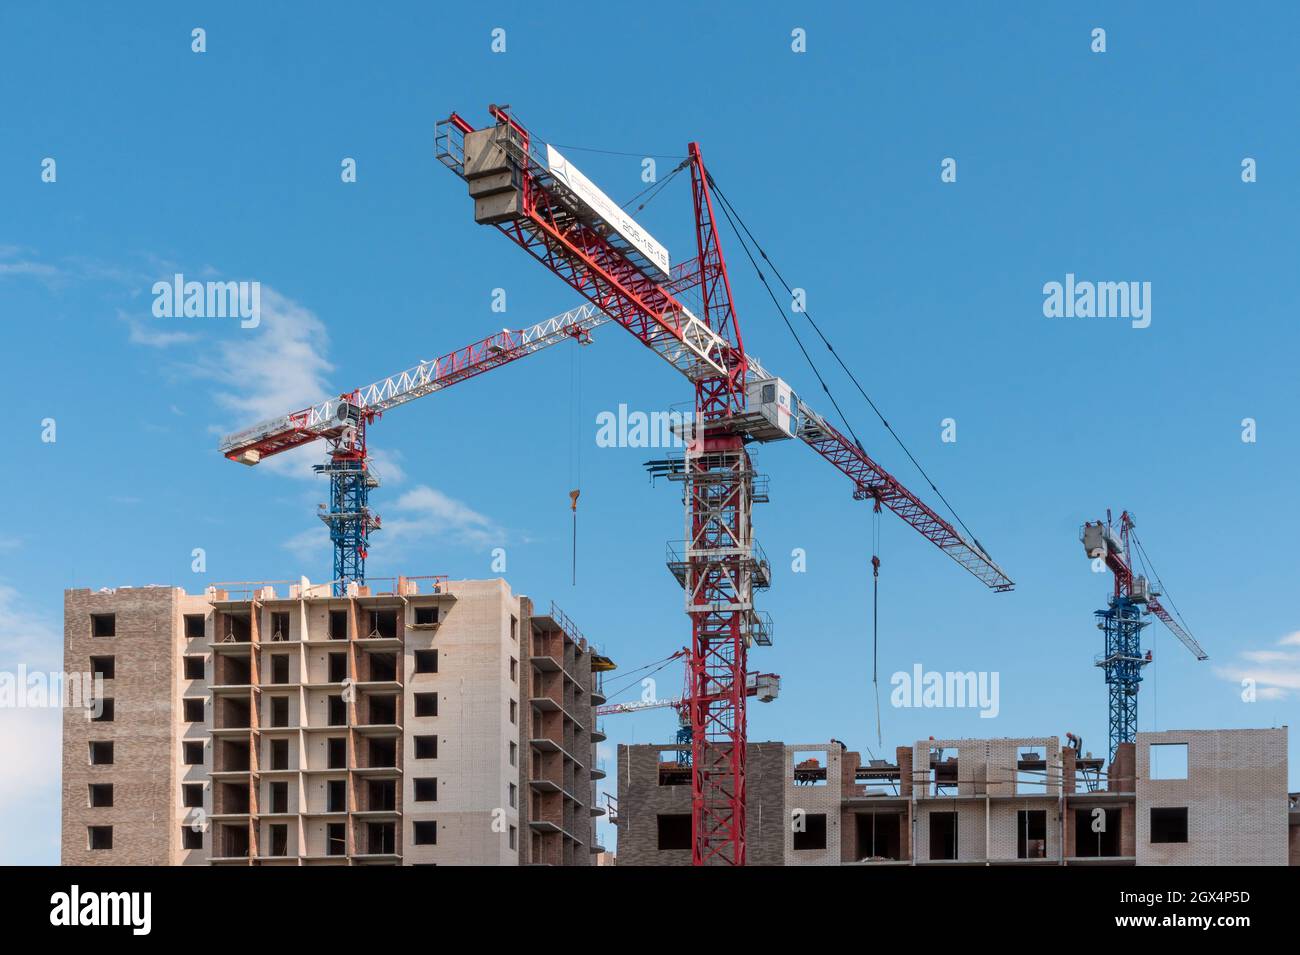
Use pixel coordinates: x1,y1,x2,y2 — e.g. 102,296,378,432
432,105,1014,865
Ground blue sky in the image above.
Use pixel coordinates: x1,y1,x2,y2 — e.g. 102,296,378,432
2,2,1297,864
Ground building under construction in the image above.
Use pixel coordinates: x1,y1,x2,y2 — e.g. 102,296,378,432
615,731,1296,865
61,576,612,866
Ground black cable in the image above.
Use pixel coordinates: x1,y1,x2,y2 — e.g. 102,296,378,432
709,184,871,458
621,161,687,212
551,142,687,161
1130,531,1191,628
708,174,991,558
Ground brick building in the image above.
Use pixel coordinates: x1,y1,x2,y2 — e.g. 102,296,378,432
61,576,611,865
617,728,1291,865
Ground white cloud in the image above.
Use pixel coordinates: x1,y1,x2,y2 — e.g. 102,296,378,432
0,584,61,671
197,286,335,423
0,586,63,850
381,484,502,551
119,308,199,348
1215,630,1300,699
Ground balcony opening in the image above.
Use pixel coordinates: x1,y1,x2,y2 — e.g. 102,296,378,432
220,613,251,643
269,823,288,857
328,651,347,683
183,655,205,680
182,783,203,809
414,693,438,717
327,737,347,770
367,651,397,682
368,822,396,854
368,695,397,726
270,696,289,727
415,649,438,674
183,741,204,766
184,614,206,639
220,824,250,858
1016,809,1047,859
220,696,250,729
90,613,115,638
367,610,398,639
1150,807,1189,844
269,611,291,642
269,738,289,771
89,655,115,681
929,811,958,860
414,605,438,626
183,698,204,723
328,610,348,640
792,812,828,851
656,814,691,850
854,812,901,861
270,654,289,684
1074,807,1121,857
182,826,203,851
327,779,347,813
217,654,251,686
414,735,438,759
369,737,397,768
221,739,250,772
327,694,347,726
369,779,396,811
220,781,251,814
326,822,346,856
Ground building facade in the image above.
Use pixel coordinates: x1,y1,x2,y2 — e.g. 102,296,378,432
618,728,1291,866
61,576,610,865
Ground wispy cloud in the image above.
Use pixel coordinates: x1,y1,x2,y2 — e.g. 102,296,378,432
195,286,335,423
0,584,62,671
1215,630,1300,699
381,484,502,551
118,307,199,348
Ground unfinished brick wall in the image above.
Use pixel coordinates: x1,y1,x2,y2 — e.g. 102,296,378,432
784,742,842,865
1135,728,1288,866
616,742,785,865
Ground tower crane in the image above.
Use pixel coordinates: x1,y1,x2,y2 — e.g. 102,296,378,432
431,105,1014,865
219,302,608,594
1081,510,1208,761
220,105,1014,865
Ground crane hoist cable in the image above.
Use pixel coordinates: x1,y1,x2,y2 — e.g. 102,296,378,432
707,174,993,560
568,336,583,586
